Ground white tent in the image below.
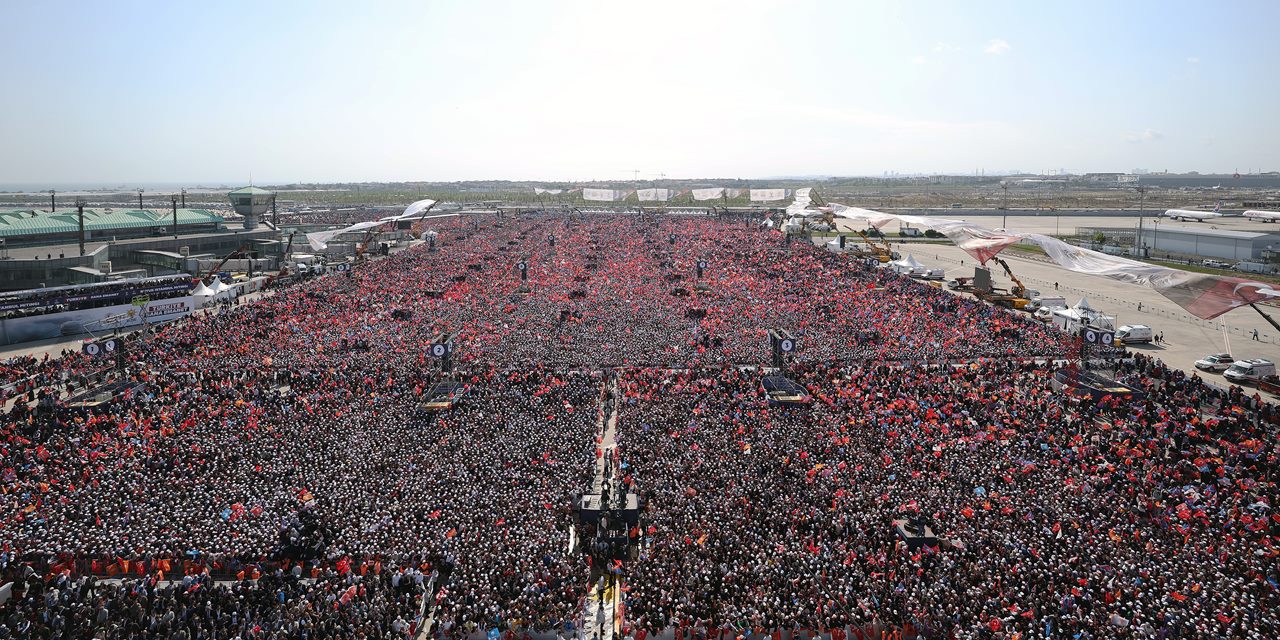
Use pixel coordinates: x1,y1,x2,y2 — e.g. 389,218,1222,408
210,279,236,300
888,254,927,276
191,281,214,298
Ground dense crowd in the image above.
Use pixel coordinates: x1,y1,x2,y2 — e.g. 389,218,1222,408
0,212,1275,639
617,358,1280,639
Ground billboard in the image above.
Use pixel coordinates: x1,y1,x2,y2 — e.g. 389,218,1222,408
0,296,196,345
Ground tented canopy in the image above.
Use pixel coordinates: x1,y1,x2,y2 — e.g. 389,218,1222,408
1075,297,1094,311
191,282,214,297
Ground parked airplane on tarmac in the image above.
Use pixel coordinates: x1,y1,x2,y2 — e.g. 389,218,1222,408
1244,210,1280,223
1161,202,1225,222
1161,209,1224,222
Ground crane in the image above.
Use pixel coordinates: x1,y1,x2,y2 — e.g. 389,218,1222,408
202,243,251,281
266,231,298,286
991,257,1030,299
856,230,898,263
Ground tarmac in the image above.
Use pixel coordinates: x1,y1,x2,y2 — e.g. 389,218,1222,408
884,242,1280,386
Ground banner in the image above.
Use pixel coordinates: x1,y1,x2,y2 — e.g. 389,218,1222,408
725,188,746,199
691,188,724,201
534,188,564,195
636,188,673,202
751,189,788,202
583,188,621,202
830,203,1280,319
0,296,197,345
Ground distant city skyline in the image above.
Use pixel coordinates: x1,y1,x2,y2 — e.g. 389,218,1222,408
2,0,1277,184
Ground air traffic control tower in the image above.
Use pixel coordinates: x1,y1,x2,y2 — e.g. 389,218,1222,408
227,186,275,230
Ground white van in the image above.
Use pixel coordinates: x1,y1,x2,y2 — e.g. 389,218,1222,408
1224,359,1276,384
1115,324,1153,344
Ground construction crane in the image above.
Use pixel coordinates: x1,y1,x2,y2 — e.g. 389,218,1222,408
856,230,899,263
202,243,251,281
970,259,1031,310
991,257,1030,299
355,228,379,261
266,231,298,286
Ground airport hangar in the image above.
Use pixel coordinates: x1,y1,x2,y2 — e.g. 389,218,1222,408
1078,225,1280,262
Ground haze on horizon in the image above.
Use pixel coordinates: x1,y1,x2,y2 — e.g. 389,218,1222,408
2,0,1277,185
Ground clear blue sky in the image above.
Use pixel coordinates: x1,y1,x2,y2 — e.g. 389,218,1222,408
2,0,1277,184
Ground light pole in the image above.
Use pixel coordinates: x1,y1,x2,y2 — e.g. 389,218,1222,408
138,188,144,210
1136,185,1146,257
50,189,56,212
171,194,180,250
1000,182,1009,230
180,188,186,208
75,197,87,256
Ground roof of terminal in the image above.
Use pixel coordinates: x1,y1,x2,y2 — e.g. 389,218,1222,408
0,209,225,238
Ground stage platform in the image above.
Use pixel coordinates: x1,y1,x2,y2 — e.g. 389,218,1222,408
761,375,810,406
1052,367,1145,401
419,381,467,410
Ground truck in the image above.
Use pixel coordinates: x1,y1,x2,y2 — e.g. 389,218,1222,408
1234,262,1273,274
1114,324,1154,344
1224,358,1276,384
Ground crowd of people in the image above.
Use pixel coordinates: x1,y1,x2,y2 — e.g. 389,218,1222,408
0,211,1275,639
615,358,1280,638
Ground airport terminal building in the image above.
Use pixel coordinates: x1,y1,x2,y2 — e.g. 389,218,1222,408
0,201,278,290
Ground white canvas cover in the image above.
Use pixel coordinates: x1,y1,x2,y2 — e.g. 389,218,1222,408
305,211,456,250
399,199,437,219
691,188,724,201
534,187,564,195
306,220,384,251
786,187,814,215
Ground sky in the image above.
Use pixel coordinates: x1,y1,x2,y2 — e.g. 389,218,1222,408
2,0,1278,184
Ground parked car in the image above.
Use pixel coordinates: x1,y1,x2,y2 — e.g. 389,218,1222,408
1203,259,1232,269
1194,353,1235,372
1224,358,1276,384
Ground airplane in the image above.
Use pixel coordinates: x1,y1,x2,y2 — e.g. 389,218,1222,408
1160,208,1224,222
1244,210,1280,223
